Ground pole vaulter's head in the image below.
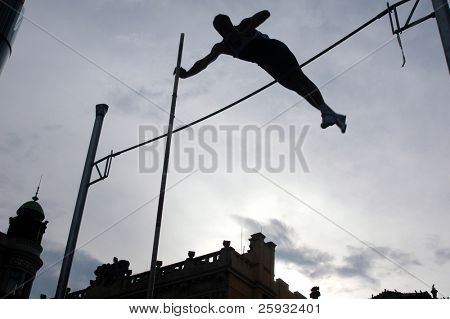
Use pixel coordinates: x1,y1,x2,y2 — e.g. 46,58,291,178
213,14,234,37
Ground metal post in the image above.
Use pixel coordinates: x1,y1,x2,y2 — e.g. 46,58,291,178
432,0,450,72
55,104,109,299
0,0,25,75
147,33,184,299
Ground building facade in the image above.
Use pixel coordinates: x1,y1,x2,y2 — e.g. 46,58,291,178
67,233,309,299
0,195,48,298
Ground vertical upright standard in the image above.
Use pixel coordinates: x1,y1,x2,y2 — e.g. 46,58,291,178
431,0,450,72
0,0,26,75
146,33,184,298
55,104,109,299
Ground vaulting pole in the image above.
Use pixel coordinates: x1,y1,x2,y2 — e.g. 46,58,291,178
55,104,109,299
147,33,184,298
431,0,450,72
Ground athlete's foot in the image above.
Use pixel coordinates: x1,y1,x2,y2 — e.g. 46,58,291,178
320,112,347,134
320,113,335,129
335,113,347,134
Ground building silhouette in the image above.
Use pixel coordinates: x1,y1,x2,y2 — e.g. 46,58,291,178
371,285,439,299
0,195,48,298
66,233,310,299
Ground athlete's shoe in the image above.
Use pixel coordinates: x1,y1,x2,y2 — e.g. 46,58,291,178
320,112,347,134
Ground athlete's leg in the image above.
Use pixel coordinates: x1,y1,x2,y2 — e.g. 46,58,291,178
256,39,346,133
278,69,326,111
277,69,347,133
257,40,327,111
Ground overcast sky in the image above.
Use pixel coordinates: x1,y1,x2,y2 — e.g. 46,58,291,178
0,0,449,299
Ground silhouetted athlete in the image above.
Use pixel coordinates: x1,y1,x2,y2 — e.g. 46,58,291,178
177,10,347,133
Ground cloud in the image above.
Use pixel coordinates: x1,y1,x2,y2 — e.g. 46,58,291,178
333,244,422,284
0,132,24,153
277,246,335,279
41,124,63,131
106,85,165,115
386,248,422,267
0,173,12,190
336,246,381,284
114,33,151,50
232,216,421,284
232,215,335,278
427,236,450,265
337,245,421,284
435,248,450,265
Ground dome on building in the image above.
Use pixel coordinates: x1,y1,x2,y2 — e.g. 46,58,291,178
16,197,45,221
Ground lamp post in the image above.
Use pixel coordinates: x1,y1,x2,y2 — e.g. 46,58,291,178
0,0,25,75
55,104,109,299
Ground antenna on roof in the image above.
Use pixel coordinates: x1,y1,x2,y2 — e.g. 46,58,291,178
33,175,43,201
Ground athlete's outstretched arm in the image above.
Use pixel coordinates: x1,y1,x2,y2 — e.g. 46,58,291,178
177,43,223,79
236,10,270,32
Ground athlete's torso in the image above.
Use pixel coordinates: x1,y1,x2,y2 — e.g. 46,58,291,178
219,29,270,62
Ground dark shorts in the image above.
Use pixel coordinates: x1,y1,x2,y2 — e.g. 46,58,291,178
240,38,300,80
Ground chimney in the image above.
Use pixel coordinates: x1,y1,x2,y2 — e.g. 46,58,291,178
247,233,277,284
